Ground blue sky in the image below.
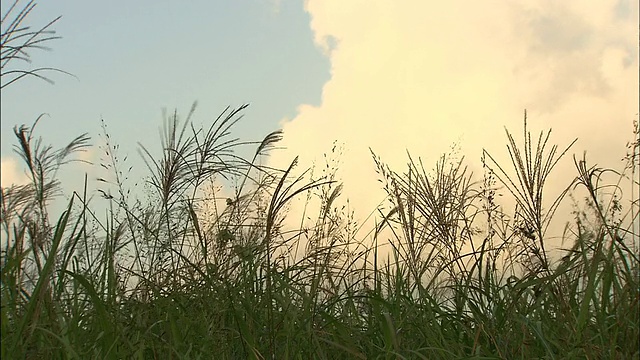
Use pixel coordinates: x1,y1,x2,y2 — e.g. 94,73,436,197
1,0,329,186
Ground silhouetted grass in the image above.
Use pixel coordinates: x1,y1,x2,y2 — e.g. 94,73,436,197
1,105,638,359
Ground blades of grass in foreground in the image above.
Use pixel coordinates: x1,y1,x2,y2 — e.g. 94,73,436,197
11,196,73,354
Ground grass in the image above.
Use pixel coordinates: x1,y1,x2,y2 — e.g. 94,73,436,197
1,3,638,358
1,104,638,359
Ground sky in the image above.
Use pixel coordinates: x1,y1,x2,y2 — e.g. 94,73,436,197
1,0,329,187
2,0,639,243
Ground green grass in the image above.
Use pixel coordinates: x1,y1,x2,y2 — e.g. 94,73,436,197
2,2,638,358
1,105,638,359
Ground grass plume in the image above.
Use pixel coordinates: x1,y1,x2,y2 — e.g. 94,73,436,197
1,107,638,359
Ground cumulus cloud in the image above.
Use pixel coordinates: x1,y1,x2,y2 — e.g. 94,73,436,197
0,145,95,191
269,0,639,242
0,157,29,188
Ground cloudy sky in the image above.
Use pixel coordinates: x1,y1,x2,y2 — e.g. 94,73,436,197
2,0,638,236
1,0,328,187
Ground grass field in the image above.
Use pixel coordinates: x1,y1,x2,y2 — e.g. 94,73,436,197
1,2,638,357
1,105,638,359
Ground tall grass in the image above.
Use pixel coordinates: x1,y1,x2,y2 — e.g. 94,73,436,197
1,0,73,89
1,104,638,359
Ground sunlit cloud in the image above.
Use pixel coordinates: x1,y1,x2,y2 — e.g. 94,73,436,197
0,157,29,188
268,0,639,241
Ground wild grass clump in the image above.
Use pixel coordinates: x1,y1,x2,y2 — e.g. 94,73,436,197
1,103,638,359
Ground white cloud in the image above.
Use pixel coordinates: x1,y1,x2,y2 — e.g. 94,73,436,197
0,156,30,188
268,0,639,245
